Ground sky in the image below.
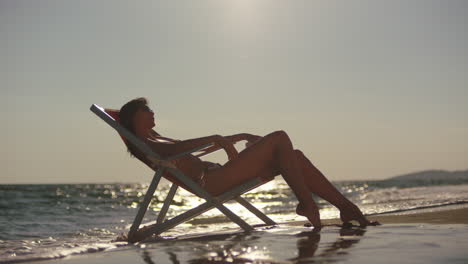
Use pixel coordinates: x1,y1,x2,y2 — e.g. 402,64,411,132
1,0,467,184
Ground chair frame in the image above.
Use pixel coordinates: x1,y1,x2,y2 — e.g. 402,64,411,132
90,104,277,243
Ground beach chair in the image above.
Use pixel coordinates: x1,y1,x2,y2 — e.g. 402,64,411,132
90,104,277,243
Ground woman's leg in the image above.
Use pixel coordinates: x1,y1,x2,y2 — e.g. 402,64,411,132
294,150,374,226
294,150,351,208
204,131,322,228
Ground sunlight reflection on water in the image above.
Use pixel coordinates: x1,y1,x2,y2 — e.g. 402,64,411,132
2,181,468,263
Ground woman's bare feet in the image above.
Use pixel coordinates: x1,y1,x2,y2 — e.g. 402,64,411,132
296,203,322,229
339,203,380,227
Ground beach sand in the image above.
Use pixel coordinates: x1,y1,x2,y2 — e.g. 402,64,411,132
31,206,468,264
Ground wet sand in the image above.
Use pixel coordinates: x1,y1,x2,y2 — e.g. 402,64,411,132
366,207,468,224
323,206,468,225
30,207,468,264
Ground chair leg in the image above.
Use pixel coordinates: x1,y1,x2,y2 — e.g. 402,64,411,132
212,202,254,231
235,197,277,225
157,183,178,224
128,169,164,240
167,169,255,232
130,178,263,242
138,200,254,241
140,201,215,240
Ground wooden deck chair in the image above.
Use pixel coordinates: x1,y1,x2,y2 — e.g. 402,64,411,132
90,104,277,243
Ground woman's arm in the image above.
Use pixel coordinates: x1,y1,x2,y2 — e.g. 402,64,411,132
225,133,262,144
192,133,262,158
223,133,263,150
147,134,238,160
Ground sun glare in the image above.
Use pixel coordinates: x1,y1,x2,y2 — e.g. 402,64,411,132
223,0,263,31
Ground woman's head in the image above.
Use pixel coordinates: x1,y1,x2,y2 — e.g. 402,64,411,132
119,97,155,156
119,97,155,135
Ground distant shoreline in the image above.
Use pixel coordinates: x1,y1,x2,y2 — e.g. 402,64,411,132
385,169,468,181
1,169,468,185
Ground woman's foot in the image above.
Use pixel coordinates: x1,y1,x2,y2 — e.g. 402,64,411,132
296,203,322,229
339,203,380,227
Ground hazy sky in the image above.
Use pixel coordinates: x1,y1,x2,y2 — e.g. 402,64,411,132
2,0,467,184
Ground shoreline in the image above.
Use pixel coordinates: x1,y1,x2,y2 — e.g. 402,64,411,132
143,205,468,243
283,205,468,228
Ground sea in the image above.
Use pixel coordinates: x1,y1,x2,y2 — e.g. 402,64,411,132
1,176,468,263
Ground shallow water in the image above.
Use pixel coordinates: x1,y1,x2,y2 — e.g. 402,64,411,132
36,224,468,264
1,178,468,263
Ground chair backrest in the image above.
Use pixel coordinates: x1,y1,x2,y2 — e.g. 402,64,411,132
103,108,130,145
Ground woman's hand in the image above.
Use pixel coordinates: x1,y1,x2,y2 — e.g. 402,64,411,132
221,133,262,151
244,133,262,148
226,133,262,144
213,135,238,160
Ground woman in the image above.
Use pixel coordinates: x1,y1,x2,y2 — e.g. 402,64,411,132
119,97,377,229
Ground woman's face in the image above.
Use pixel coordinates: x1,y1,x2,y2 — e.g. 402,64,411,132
133,105,155,131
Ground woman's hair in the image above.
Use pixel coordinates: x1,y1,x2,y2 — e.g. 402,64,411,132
119,97,148,157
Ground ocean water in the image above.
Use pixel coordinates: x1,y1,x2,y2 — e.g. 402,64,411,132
1,177,468,263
